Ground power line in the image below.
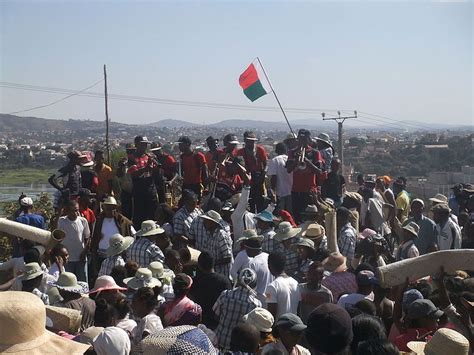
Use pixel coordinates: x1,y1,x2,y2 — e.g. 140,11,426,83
6,79,104,115
1,81,429,130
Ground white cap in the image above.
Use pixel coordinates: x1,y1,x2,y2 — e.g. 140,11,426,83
20,197,33,207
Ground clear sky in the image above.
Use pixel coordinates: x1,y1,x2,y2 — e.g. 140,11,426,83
0,0,472,126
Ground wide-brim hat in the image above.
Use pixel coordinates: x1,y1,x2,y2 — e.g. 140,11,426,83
200,210,222,224
315,132,333,147
275,222,302,242
243,131,258,141
431,203,451,213
254,210,276,223
242,307,274,333
429,193,448,204
106,234,134,257
50,272,89,294
102,196,118,206
301,205,319,215
89,275,127,295
0,291,90,355
302,223,325,240
45,305,83,334
402,221,420,239
140,325,218,355
296,238,315,250
322,252,347,273
407,327,470,355
21,262,44,281
136,220,165,237
179,246,201,265
123,268,162,290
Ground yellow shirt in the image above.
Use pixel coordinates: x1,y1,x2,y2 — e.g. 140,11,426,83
396,190,410,223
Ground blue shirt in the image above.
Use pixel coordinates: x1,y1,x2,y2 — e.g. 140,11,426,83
15,213,46,230
405,215,436,255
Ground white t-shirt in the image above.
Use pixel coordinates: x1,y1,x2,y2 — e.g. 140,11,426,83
99,218,120,250
57,216,90,262
267,154,293,198
48,263,65,281
337,292,374,310
247,252,274,307
134,313,163,344
230,250,251,281
265,275,301,319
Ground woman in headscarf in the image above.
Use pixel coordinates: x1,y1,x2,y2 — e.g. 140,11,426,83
158,273,202,327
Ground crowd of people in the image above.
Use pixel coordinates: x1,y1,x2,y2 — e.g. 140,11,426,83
1,129,474,354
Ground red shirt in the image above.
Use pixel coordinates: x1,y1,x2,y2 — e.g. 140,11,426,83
393,328,433,352
288,146,323,193
205,150,221,174
157,154,176,180
128,154,156,178
181,152,206,185
236,145,268,173
80,207,96,226
218,170,243,193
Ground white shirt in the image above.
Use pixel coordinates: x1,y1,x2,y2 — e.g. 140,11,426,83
265,275,301,319
267,154,293,198
48,263,64,281
230,250,251,281
337,292,374,310
57,216,90,262
134,313,163,344
99,217,120,250
247,252,273,307
231,187,256,253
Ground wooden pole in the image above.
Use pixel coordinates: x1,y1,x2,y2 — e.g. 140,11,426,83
103,64,110,164
256,57,295,135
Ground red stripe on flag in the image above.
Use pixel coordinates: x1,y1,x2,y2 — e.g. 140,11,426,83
239,63,260,90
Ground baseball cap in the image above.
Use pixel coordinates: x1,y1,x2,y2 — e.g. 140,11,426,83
275,313,306,332
134,136,151,145
356,270,379,286
175,136,192,145
402,289,424,312
305,303,353,354
407,299,444,320
297,129,310,138
20,196,34,207
206,136,218,143
150,142,163,152
224,134,239,145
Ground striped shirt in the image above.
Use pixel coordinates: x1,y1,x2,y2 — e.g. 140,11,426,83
207,228,234,278
172,206,203,237
128,238,164,267
98,255,126,277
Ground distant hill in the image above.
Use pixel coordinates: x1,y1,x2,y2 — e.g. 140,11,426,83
149,119,200,128
0,114,129,132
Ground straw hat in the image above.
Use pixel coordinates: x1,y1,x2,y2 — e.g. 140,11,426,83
402,221,420,239
274,221,302,242
106,233,134,257
50,272,89,294
140,325,218,355
301,205,319,215
136,220,165,237
296,238,315,250
89,275,127,295
179,246,201,265
45,305,82,334
301,223,325,240
21,262,44,281
200,210,222,224
0,291,90,354
123,268,162,290
242,307,274,333
102,196,118,205
408,328,469,355
429,193,448,204
322,252,347,273
431,203,451,213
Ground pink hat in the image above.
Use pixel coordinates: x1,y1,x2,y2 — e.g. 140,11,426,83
89,276,127,295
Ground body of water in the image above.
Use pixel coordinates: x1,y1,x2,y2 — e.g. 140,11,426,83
0,183,56,202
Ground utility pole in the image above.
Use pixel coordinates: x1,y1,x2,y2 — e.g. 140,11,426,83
321,110,357,174
104,65,110,164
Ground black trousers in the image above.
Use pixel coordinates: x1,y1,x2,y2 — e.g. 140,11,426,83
291,191,312,224
132,191,158,229
120,191,133,220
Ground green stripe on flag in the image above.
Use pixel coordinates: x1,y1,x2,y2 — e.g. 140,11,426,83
243,80,267,102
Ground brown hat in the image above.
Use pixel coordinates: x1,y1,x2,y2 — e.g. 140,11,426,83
0,291,89,354
302,223,325,240
431,203,451,213
322,252,347,272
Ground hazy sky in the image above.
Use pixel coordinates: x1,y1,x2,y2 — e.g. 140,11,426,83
0,0,472,127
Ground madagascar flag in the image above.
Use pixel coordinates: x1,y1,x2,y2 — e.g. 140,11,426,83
239,61,271,102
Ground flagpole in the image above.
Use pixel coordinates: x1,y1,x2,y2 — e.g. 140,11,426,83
103,64,110,165
256,57,295,135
